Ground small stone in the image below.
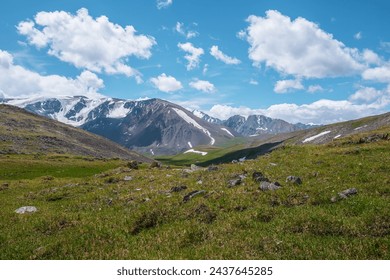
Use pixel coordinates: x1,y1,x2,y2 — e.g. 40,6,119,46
259,181,282,191
286,176,302,185
170,185,187,192
127,160,139,170
196,180,203,185
252,171,269,182
183,190,206,202
149,161,162,168
15,206,37,214
228,178,242,188
331,188,358,202
339,188,358,198
207,165,218,172
231,160,238,164
124,176,133,181
191,164,202,171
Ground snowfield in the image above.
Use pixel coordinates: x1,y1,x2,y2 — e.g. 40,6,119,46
221,127,234,137
184,149,208,156
172,108,215,145
107,101,130,119
303,131,331,143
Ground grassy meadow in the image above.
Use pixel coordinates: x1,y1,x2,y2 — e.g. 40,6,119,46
0,132,389,259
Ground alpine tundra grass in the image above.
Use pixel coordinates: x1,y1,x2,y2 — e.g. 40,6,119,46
0,130,389,259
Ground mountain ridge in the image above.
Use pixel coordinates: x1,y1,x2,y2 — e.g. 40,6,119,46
193,110,315,137
0,104,152,161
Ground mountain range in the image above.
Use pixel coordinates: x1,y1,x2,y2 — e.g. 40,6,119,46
1,96,313,155
193,110,314,137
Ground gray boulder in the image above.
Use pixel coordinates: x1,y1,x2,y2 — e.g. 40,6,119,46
207,165,218,172
228,178,242,188
331,188,358,202
259,181,282,191
286,176,302,185
252,171,269,182
183,190,206,202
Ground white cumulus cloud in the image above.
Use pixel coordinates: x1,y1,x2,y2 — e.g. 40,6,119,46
362,64,390,83
17,8,156,80
274,79,304,93
349,87,383,102
178,42,204,70
0,50,104,99
243,10,364,78
210,45,241,65
157,0,173,9
208,96,390,125
362,49,381,65
150,73,183,93
189,79,215,93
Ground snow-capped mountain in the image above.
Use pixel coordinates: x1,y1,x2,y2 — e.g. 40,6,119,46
2,96,235,155
192,110,223,125
195,111,315,137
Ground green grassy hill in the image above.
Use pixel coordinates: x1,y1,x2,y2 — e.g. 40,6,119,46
1,126,389,259
0,104,151,162
157,112,390,167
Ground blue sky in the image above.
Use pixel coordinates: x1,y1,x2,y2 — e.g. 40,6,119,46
1,0,390,124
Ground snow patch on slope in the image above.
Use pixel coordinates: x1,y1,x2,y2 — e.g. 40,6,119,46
192,110,205,119
354,125,368,131
172,108,215,145
303,131,331,143
184,149,208,156
107,101,130,119
221,128,234,137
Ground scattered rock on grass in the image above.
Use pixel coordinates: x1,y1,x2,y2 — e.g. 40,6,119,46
331,188,358,202
252,171,269,182
124,176,133,181
228,178,242,188
149,161,162,168
183,190,206,202
127,160,139,170
259,181,282,191
207,165,218,172
170,185,188,193
191,164,202,171
15,206,37,214
286,176,302,185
